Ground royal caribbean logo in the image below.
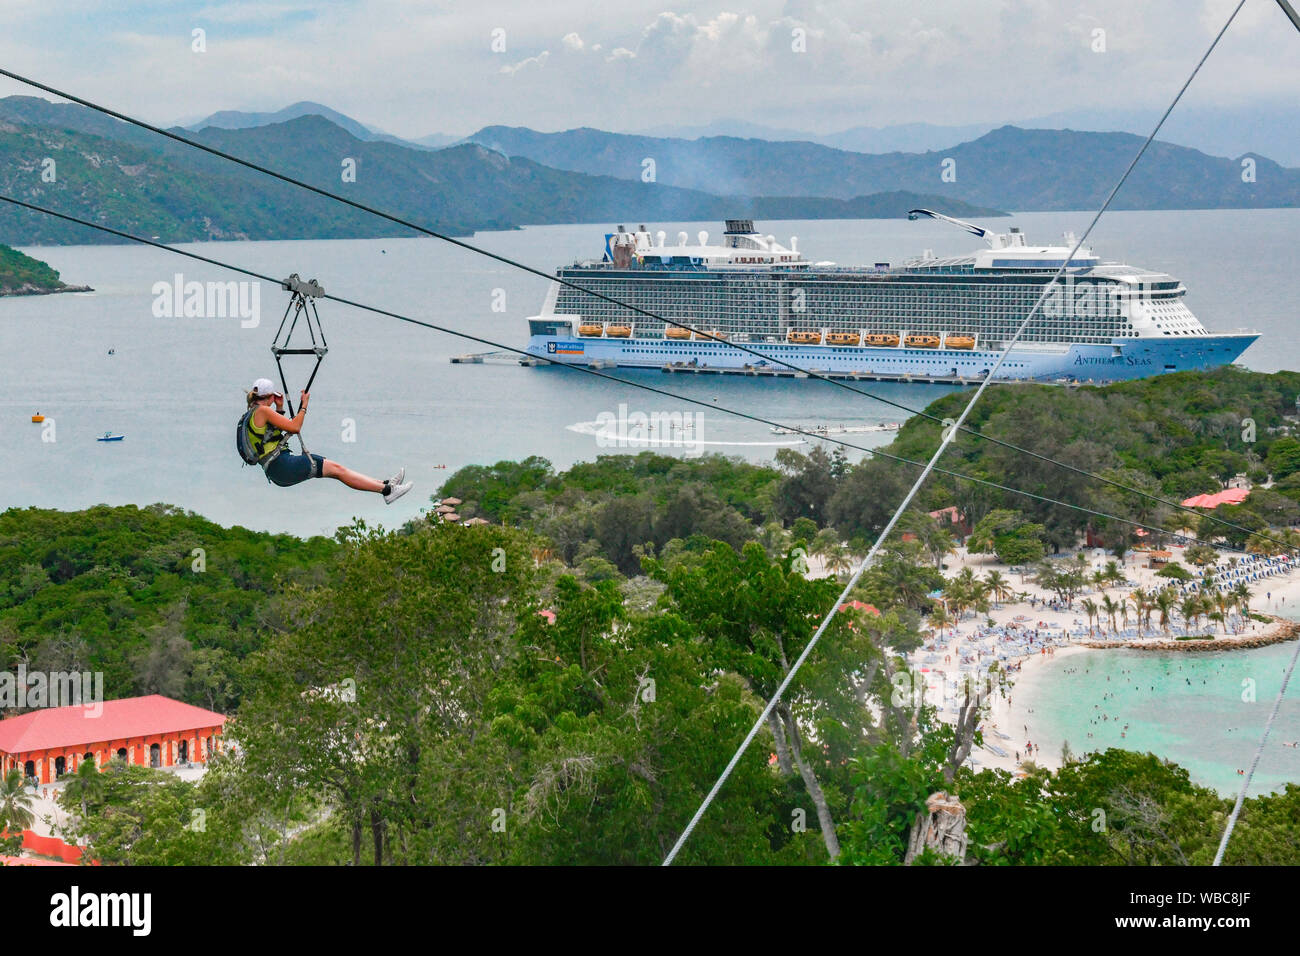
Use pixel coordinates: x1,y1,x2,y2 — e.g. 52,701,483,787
548,341,584,355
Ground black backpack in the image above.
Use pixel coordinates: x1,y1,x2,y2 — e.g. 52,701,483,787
236,408,284,467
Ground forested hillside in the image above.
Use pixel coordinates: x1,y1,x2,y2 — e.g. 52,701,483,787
6,367,1300,864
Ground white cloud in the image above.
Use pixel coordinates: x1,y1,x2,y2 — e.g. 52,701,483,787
499,50,550,75
0,1,1297,140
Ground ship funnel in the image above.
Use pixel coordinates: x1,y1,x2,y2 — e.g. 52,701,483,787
678,231,688,246
657,230,666,247
790,236,798,253
698,230,709,246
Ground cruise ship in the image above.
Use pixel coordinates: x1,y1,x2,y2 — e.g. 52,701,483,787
523,212,1258,383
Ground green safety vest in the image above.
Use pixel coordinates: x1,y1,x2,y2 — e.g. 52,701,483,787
246,410,286,464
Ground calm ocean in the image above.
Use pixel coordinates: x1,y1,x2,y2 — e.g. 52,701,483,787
1,209,1294,542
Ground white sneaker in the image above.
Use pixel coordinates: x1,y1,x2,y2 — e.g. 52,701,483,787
383,480,413,505
388,467,405,486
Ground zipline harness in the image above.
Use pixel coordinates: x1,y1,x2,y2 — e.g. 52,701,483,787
270,273,327,457
235,274,327,467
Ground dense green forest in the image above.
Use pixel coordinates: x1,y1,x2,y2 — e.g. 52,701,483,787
441,366,1300,560
4,367,1300,864
0,243,66,294
0,504,337,712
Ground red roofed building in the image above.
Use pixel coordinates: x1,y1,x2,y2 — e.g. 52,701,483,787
1182,488,1250,509
840,600,881,616
0,695,226,785
928,506,970,537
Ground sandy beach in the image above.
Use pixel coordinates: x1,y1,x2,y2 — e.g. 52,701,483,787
894,542,1300,776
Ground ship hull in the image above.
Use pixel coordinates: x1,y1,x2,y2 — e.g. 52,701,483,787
525,332,1259,383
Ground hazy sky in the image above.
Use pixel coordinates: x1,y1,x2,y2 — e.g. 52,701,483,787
1,0,1298,137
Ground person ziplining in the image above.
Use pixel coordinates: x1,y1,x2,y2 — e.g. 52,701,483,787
236,275,413,503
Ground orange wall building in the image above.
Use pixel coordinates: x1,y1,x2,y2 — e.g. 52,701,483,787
0,694,226,784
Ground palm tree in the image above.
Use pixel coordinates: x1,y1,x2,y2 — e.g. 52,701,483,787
1104,560,1126,589
1154,588,1177,634
902,511,957,569
1211,589,1232,634
1100,594,1120,634
947,567,980,621
1081,598,1100,636
880,558,932,611
928,603,954,638
1129,588,1150,637
0,767,35,834
1232,581,1252,619
984,570,1012,608
811,528,839,564
1180,594,1203,633
826,545,853,579
62,758,103,823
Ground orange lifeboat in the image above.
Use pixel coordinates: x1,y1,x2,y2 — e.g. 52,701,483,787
905,334,941,349
787,330,823,345
605,325,633,338
945,336,976,350
826,331,861,346
694,329,727,341
578,324,604,337
863,333,900,347
665,326,692,339
31,413,45,423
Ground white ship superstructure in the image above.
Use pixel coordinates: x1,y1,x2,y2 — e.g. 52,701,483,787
524,213,1257,382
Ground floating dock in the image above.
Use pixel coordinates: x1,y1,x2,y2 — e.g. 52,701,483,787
451,351,529,366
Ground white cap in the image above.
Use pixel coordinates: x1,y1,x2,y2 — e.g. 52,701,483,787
251,378,282,398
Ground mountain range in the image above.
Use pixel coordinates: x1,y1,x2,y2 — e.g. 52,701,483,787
0,97,1001,246
463,124,1300,211
182,101,1300,166
184,101,459,150
636,104,1300,166
2,93,1298,249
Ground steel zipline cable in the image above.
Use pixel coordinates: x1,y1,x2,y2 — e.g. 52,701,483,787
660,0,1252,865
1212,636,1300,865
1209,0,1300,868
0,67,1291,556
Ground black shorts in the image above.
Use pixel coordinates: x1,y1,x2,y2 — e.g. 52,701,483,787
264,452,325,487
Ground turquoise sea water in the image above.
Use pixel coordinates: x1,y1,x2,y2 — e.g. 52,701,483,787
1017,635,1300,797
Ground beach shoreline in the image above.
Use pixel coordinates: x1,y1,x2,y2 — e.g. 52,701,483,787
897,543,1300,777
